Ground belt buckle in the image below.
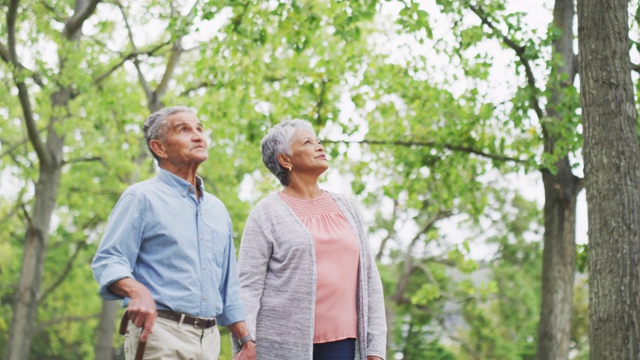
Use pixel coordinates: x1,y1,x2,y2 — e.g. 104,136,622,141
193,317,201,328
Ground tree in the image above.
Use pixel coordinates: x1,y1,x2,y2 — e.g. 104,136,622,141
577,0,640,358
2,0,101,358
380,1,582,358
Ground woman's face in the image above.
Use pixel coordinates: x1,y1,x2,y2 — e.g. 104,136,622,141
285,129,329,176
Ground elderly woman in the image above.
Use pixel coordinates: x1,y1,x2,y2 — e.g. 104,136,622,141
233,120,386,360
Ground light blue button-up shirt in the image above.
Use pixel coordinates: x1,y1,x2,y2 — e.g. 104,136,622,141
91,169,245,326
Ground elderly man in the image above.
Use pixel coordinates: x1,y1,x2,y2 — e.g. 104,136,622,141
92,106,255,360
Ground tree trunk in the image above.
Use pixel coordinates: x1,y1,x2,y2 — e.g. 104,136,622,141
536,1,579,359
94,300,121,360
537,163,578,360
577,0,640,358
5,128,63,360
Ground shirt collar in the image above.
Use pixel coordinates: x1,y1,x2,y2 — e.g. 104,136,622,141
157,168,205,198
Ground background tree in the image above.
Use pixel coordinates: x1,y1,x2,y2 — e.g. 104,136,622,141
577,0,640,358
2,0,102,359
380,1,583,358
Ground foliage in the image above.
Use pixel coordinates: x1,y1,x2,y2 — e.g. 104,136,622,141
0,0,594,358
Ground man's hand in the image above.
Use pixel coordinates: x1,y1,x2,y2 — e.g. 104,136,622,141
109,278,157,342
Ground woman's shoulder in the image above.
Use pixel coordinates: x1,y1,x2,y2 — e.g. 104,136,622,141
249,192,288,217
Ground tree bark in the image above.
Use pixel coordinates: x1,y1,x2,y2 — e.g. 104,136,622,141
5,111,64,360
94,300,120,360
577,0,640,358
536,1,579,359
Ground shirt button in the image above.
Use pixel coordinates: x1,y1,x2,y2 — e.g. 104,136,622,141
203,297,206,301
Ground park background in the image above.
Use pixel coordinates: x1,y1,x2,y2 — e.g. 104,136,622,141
1,0,637,359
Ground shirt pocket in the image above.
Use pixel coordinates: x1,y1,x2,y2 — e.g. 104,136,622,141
210,227,229,267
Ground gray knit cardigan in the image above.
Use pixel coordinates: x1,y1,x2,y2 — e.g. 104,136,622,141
234,191,387,359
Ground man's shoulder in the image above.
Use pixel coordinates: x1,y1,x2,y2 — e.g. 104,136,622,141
120,177,163,197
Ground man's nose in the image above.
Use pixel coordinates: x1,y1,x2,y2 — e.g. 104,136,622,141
192,131,205,141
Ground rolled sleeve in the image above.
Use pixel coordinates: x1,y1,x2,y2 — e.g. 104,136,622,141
216,218,246,326
91,193,143,301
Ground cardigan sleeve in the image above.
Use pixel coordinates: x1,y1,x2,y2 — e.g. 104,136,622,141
232,211,273,353
347,196,388,359
363,240,387,358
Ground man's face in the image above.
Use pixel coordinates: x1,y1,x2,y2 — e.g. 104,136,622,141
154,112,209,166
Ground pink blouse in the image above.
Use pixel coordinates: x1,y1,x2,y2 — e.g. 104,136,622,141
279,191,360,343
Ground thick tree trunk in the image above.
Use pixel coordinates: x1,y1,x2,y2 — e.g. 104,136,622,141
536,1,579,359
577,0,640,358
5,141,63,360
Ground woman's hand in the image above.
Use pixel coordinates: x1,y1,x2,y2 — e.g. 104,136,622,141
232,341,256,360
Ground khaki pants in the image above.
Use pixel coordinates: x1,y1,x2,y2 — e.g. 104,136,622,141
124,316,221,360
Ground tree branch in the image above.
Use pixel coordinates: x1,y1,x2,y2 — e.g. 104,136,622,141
93,42,170,85
8,0,50,167
62,0,101,40
39,240,87,303
468,3,545,120
117,1,152,99
231,2,251,33
155,39,183,99
0,42,46,87
62,156,103,165
394,210,454,302
328,138,527,164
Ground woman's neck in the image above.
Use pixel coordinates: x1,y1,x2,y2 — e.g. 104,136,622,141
282,182,323,200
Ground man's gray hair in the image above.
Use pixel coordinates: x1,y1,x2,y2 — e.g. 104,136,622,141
143,106,197,161
261,119,315,186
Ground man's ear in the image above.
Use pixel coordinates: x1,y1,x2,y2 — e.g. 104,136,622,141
277,153,291,169
150,139,168,159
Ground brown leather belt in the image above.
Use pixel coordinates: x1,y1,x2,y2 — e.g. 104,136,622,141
157,310,217,329
118,310,217,360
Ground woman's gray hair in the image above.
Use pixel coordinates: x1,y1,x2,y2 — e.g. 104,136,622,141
143,106,197,161
261,119,315,186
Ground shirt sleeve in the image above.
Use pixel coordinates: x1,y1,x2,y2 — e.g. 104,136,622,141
91,192,144,300
215,214,246,326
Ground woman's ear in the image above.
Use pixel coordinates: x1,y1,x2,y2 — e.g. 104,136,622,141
277,153,291,169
